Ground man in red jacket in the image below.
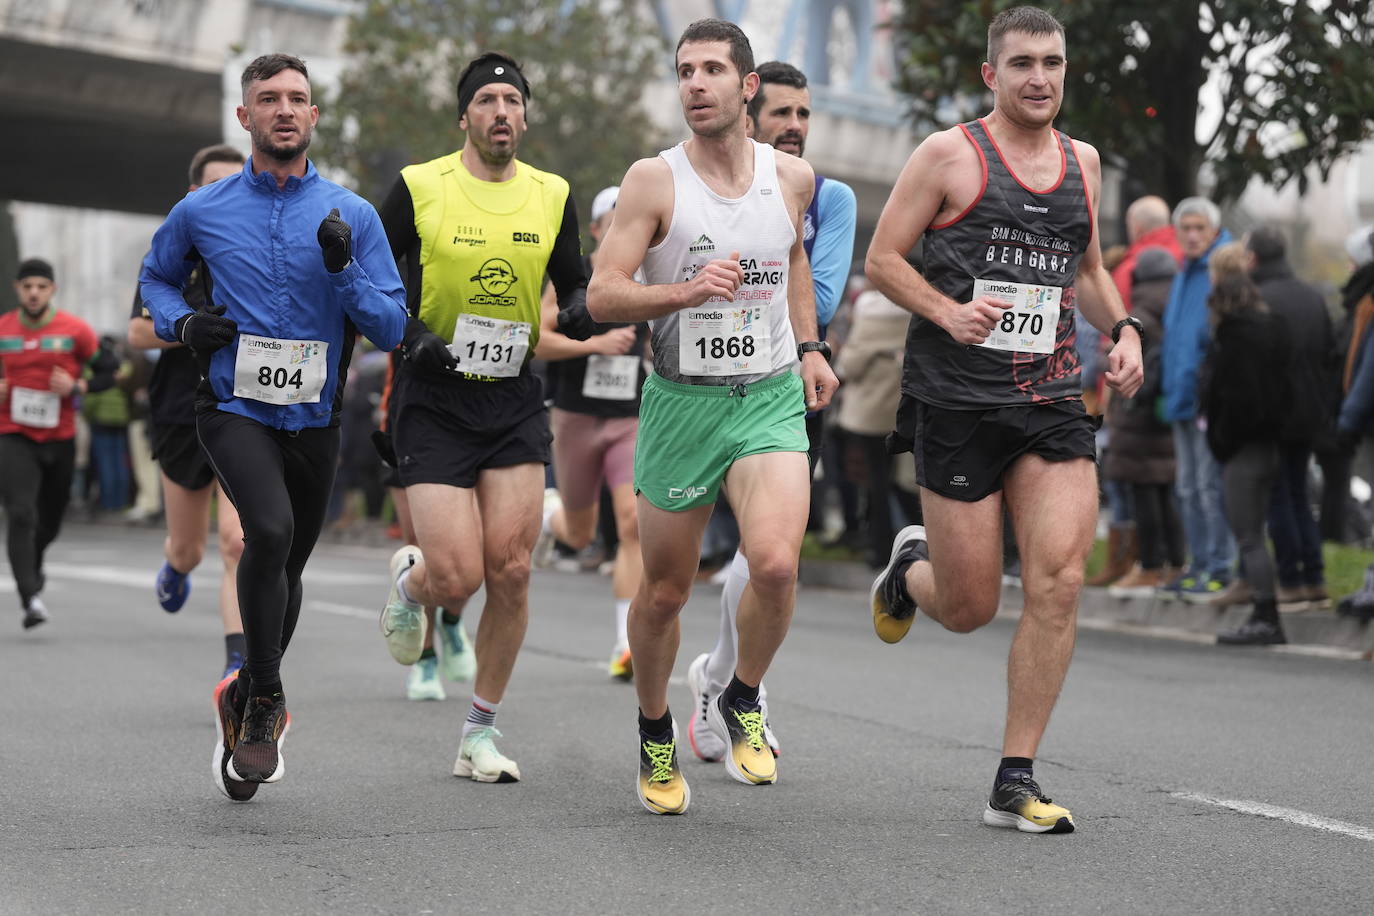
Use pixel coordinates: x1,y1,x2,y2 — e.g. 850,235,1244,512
1,259,112,629
1112,196,1182,313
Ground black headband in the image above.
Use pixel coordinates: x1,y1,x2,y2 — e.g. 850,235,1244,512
457,58,530,119
16,258,54,282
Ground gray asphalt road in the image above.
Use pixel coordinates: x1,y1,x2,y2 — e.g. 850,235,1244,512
2,523,1371,915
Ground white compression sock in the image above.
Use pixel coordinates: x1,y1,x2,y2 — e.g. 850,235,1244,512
705,549,751,691
397,566,417,605
614,598,631,647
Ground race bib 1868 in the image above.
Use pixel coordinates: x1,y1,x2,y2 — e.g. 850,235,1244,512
233,335,329,405
452,314,530,379
11,386,60,429
972,279,1062,355
679,304,770,376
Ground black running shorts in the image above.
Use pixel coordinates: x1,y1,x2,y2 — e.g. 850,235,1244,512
893,395,1096,502
392,368,550,489
151,422,216,491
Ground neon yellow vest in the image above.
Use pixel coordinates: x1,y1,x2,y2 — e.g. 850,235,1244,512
401,152,568,364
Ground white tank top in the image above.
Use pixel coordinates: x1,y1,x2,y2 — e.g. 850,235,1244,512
639,140,797,386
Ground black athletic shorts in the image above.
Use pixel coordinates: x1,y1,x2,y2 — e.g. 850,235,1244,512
392,367,550,489
151,421,215,491
805,411,825,478
891,395,1096,502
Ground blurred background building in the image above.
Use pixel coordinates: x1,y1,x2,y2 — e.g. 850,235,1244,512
2,0,1372,333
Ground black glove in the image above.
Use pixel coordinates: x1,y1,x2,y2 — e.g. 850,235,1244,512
174,304,237,353
400,317,458,373
317,207,352,273
555,289,596,341
370,430,399,468
1336,426,1361,455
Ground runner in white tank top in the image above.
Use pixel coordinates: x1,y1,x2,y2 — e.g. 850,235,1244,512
583,18,838,816
640,139,797,386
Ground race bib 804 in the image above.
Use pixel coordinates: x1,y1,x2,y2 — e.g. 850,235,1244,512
233,335,329,405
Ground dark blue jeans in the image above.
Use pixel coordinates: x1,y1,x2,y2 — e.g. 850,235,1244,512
90,424,130,510
1267,444,1324,587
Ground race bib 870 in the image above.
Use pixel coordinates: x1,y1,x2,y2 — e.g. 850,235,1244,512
972,279,1062,355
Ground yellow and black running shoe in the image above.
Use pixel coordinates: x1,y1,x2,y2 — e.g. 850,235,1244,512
870,525,928,644
982,774,1075,834
637,721,690,815
707,693,776,785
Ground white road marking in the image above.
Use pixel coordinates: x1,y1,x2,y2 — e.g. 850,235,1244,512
307,600,376,620
39,562,380,590
304,600,685,684
1172,792,1374,842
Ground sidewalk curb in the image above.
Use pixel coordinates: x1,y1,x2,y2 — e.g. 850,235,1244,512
798,559,1374,657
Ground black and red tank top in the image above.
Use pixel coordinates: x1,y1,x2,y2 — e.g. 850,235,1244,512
902,118,1093,408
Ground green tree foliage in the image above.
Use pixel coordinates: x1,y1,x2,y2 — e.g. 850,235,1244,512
891,0,1374,204
315,0,666,227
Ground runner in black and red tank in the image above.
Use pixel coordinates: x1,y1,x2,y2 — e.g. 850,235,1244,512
864,6,1143,835
906,118,1090,412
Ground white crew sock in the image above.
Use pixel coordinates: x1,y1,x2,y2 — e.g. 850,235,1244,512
463,694,500,738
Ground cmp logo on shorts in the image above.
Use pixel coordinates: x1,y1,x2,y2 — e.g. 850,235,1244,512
470,258,519,306
688,234,715,255
668,485,709,500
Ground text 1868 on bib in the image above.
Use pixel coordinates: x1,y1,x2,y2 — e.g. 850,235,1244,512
679,304,769,376
233,335,329,405
972,279,1062,355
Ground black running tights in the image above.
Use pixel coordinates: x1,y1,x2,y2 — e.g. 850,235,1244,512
197,410,338,693
0,434,74,607
1222,440,1279,603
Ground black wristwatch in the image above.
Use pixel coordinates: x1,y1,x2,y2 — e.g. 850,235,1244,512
797,340,832,362
1111,316,1145,346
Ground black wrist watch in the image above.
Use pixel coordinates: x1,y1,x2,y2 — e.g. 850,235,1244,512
1111,316,1145,346
797,340,832,362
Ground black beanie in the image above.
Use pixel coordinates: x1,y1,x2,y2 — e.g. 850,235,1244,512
16,258,54,282
457,54,530,119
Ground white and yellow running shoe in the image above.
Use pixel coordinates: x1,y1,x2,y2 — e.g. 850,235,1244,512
637,720,690,815
982,774,1075,834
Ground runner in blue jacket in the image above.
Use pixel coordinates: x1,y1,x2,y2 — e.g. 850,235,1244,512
140,53,405,801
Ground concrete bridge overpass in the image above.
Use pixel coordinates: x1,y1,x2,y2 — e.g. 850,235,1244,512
0,0,349,216
1,0,917,225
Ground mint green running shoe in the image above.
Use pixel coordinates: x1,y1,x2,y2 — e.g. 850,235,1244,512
437,613,476,683
406,655,445,701
381,545,426,665
453,726,521,783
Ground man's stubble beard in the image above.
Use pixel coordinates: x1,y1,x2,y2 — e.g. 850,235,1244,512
253,124,313,163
